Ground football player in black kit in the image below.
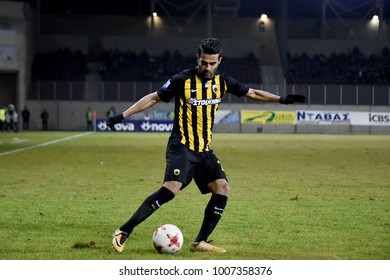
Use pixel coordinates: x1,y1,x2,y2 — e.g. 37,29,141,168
107,38,305,253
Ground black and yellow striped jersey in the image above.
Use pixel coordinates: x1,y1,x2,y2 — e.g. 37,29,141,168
157,68,249,152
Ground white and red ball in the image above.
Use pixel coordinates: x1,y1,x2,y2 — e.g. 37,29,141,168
152,224,183,253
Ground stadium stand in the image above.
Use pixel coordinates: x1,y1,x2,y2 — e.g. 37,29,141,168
286,46,390,85
98,49,192,82
97,49,262,83
32,48,88,81
219,52,262,83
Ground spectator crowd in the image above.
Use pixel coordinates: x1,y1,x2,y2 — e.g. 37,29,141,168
286,46,390,85
30,46,390,86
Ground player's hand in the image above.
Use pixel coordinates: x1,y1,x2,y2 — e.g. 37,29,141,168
106,114,124,131
279,94,306,104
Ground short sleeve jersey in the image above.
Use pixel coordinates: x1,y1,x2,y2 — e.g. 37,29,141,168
157,68,249,152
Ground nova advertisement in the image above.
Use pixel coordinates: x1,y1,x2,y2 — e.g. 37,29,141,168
241,110,296,125
95,119,173,132
96,110,239,132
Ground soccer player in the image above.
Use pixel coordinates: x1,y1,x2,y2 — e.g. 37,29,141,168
107,38,305,253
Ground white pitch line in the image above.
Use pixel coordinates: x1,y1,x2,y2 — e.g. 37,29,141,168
0,132,93,157
11,138,28,144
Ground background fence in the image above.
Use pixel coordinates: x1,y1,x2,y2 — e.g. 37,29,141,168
29,80,390,106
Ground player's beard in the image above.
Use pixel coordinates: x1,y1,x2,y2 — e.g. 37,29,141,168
197,67,214,80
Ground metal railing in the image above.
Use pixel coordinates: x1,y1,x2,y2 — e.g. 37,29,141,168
29,80,390,106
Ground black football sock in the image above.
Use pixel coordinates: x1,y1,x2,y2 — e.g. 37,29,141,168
194,193,228,243
120,187,175,234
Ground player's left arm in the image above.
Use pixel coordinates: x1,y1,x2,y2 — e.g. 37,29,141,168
245,88,306,104
245,88,281,102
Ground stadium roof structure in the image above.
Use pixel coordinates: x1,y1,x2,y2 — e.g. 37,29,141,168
3,0,389,19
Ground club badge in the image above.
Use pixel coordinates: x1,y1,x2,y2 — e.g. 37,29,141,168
212,84,219,94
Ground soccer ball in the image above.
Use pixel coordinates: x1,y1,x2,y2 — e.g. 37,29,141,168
152,224,183,253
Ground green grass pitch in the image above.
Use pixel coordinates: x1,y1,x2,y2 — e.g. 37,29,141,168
0,131,389,260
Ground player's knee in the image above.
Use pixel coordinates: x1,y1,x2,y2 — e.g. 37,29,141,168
163,181,182,195
209,179,230,196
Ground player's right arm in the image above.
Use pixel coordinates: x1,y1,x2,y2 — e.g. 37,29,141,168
106,91,161,130
122,91,161,118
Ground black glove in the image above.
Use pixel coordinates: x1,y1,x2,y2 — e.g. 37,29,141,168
106,114,124,131
279,94,306,104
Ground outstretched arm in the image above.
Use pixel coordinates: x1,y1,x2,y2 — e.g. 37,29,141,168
122,91,161,118
106,91,161,130
245,88,306,104
245,88,281,103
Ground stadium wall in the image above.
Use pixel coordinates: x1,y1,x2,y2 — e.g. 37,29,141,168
0,1,35,116
24,100,389,134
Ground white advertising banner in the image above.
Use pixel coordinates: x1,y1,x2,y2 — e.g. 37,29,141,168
296,110,351,125
296,111,390,126
350,112,390,126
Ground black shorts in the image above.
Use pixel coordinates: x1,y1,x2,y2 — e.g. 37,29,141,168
164,133,228,194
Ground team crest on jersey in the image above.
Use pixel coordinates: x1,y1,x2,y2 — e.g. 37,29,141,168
174,169,180,176
212,84,219,94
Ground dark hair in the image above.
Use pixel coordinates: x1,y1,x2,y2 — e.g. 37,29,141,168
197,38,223,58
